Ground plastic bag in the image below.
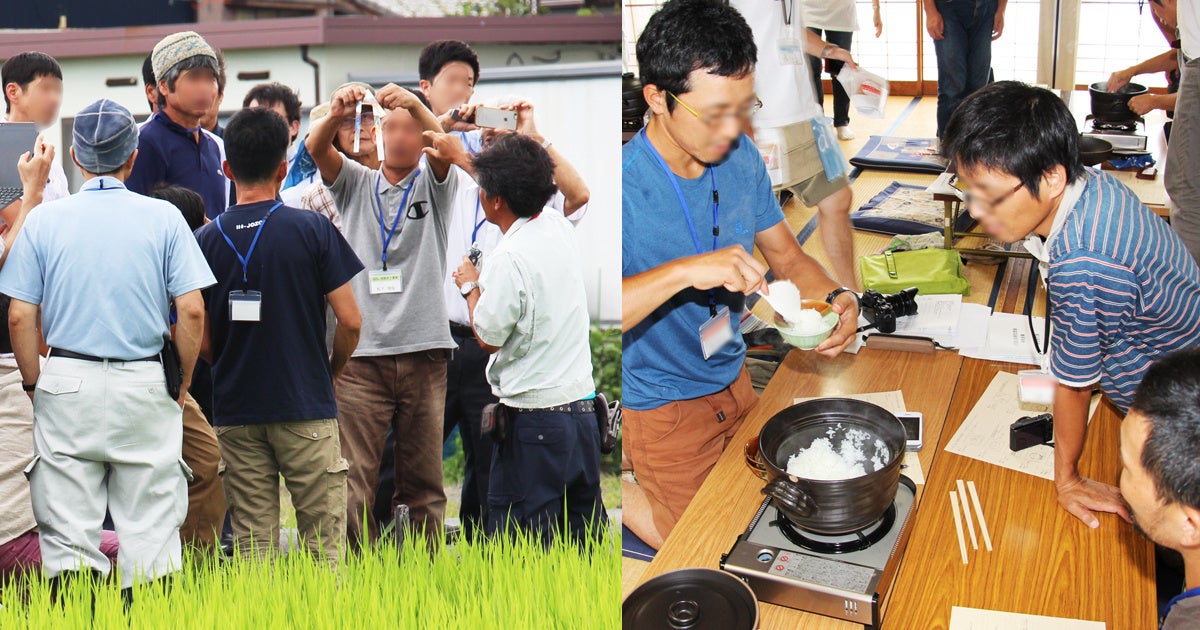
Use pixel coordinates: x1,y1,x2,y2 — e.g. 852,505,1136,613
837,66,890,119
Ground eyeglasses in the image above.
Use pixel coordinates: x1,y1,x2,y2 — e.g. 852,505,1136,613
339,114,376,130
964,182,1024,213
666,91,763,128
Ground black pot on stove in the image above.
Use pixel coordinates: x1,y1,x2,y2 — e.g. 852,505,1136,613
1089,81,1148,124
756,398,906,535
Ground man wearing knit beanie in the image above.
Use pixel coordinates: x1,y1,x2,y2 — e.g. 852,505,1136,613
0,98,216,605
127,30,228,221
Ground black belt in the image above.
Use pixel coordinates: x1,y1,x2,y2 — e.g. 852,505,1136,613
50,348,161,363
449,322,474,338
510,399,596,414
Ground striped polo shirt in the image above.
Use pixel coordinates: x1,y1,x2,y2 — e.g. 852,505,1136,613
1048,168,1200,412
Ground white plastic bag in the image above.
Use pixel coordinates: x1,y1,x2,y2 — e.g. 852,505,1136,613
837,66,890,119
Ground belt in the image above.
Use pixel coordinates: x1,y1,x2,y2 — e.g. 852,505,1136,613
449,322,474,338
510,399,596,414
50,348,161,363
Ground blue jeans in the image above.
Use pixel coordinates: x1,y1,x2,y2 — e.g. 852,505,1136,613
932,0,997,137
486,405,607,546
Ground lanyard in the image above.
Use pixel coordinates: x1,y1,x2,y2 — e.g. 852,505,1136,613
639,128,721,316
1024,265,1052,361
215,201,283,284
471,196,487,244
373,169,421,270
1165,586,1200,619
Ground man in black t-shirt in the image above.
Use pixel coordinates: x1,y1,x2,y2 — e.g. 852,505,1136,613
195,108,364,568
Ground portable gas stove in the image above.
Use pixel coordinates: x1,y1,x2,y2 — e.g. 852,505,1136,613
1082,115,1148,152
720,476,917,629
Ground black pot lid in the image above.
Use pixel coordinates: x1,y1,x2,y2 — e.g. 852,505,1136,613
623,568,758,630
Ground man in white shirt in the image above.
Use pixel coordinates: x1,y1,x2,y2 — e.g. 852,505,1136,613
451,133,605,545
1,52,70,217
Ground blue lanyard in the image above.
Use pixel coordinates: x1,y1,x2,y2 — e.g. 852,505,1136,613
373,169,420,270
1165,586,1200,619
638,128,720,316
215,201,283,284
471,196,487,244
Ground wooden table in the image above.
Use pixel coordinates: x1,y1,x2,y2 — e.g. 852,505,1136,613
886,359,1155,629
628,348,1156,629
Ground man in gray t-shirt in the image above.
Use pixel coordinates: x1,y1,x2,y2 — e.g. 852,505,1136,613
306,82,457,545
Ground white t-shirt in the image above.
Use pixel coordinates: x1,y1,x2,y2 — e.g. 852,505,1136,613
733,0,823,130
473,211,595,408
801,0,859,32
1181,0,1199,62
443,165,587,326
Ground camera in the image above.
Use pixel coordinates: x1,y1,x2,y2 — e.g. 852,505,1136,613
1010,413,1054,452
860,287,919,334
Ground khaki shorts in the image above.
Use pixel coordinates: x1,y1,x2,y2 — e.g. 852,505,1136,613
755,120,850,207
623,367,759,540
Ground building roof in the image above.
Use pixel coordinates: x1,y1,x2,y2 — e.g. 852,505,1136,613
0,14,620,60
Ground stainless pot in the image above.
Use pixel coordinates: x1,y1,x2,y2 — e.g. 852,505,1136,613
756,398,906,534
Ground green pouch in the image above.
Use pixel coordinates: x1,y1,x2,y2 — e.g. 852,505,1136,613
859,247,971,295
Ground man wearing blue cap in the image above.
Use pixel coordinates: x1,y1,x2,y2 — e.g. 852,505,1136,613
0,99,216,602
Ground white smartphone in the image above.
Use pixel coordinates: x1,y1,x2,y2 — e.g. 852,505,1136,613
897,411,923,451
474,106,517,130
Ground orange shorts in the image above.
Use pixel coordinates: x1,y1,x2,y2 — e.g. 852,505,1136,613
623,366,758,540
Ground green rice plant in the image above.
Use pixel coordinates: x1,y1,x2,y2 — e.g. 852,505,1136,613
0,526,621,629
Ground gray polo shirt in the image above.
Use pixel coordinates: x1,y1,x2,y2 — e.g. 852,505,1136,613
328,157,457,356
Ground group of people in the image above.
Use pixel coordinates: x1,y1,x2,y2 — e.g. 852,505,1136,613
0,30,608,603
622,1,1200,627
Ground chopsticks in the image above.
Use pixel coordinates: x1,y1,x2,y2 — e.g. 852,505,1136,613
949,479,995,564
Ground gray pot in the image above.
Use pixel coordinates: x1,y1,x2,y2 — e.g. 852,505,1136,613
758,398,906,534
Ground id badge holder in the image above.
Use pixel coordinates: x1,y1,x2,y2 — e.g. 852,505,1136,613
229,290,262,322
811,118,848,181
1019,355,1057,406
369,269,404,294
777,1,805,65
699,305,735,360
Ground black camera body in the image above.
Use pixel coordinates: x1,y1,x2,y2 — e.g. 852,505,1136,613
860,287,919,334
1010,413,1054,452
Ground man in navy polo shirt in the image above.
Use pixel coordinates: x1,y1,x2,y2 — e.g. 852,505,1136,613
127,31,227,220
196,107,363,567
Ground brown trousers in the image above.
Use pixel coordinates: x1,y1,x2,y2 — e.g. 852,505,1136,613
623,366,759,540
180,393,225,552
336,351,448,546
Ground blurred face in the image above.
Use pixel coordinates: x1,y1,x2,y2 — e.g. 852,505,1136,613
199,90,224,131
380,109,424,169
1120,412,1176,547
421,61,475,116
6,74,63,127
954,163,1063,243
161,66,218,120
650,69,758,166
335,111,376,160
1152,0,1177,31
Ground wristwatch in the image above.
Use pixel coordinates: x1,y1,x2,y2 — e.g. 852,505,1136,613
826,287,860,309
820,44,837,59
460,281,479,297
22,382,36,392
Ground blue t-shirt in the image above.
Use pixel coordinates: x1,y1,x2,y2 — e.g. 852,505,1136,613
622,131,785,410
1048,169,1200,412
127,111,228,219
0,176,216,359
195,201,364,426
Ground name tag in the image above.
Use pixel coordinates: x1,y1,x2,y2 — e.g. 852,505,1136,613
699,305,734,360
1018,369,1057,405
369,269,404,294
229,290,262,322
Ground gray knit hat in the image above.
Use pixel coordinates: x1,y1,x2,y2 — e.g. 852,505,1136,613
72,99,139,174
152,31,217,82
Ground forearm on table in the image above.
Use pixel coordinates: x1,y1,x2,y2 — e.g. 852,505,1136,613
1053,383,1094,485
